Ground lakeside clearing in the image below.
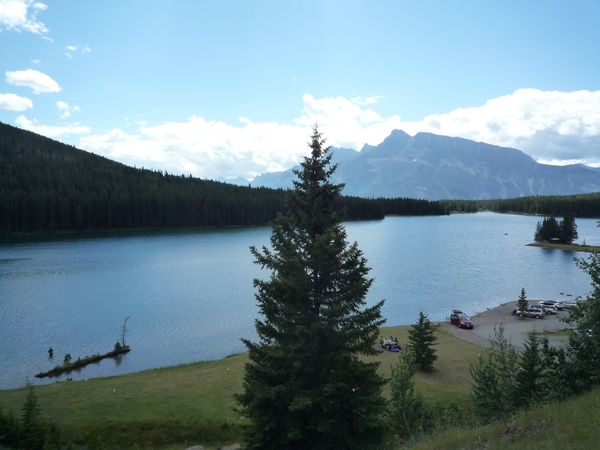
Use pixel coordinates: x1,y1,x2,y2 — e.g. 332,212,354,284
1,301,599,450
0,324,481,449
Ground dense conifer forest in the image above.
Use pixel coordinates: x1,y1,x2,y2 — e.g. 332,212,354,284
0,122,447,234
441,193,600,218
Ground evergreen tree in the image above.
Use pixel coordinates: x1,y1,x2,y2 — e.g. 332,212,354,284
407,311,438,372
469,325,519,421
388,346,434,441
534,215,578,244
560,216,578,244
235,126,387,450
20,382,48,450
534,216,560,241
515,331,546,408
516,288,528,314
563,245,600,389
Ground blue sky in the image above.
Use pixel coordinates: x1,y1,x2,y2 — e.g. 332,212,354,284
1,1,600,180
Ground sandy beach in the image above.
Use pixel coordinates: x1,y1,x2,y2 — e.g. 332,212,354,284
439,300,572,350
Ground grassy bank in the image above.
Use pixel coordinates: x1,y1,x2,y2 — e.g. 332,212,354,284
411,386,600,450
2,324,598,449
0,325,479,448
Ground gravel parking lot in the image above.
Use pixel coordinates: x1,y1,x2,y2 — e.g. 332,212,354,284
440,300,572,350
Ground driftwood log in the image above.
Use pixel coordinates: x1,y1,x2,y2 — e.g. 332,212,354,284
35,346,131,378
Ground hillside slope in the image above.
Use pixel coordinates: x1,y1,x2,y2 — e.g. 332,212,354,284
0,122,446,234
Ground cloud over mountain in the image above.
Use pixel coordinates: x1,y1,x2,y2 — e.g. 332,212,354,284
15,115,89,137
399,89,600,166
74,90,600,181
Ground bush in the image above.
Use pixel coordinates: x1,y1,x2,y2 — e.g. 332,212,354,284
388,347,435,441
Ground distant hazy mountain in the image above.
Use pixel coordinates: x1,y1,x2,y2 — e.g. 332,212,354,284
251,147,359,190
252,130,600,200
216,176,250,186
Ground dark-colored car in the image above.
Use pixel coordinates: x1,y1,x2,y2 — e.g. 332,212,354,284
450,310,473,329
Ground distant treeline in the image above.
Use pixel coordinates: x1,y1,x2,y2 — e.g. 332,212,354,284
440,193,600,218
0,122,447,234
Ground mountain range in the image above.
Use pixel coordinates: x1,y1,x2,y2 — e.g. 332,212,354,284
251,130,600,200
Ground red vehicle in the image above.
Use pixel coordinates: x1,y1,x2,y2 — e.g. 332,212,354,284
450,310,473,329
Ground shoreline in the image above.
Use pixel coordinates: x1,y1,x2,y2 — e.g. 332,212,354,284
1,300,575,391
526,241,600,252
440,299,574,350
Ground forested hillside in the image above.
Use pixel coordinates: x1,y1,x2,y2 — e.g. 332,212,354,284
0,122,447,234
440,192,600,217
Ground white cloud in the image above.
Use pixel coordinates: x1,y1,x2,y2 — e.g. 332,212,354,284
398,89,600,164
15,115,89,137
351,95,383,106
78,96,403,180
18,89,599,181
5,69,61,94
56,100,81,118
0,92,32,110
65,44,91,58
293,94,403,150
79,118,308,179
0,0,48,34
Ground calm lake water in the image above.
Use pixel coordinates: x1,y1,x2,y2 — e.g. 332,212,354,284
1,213,599,390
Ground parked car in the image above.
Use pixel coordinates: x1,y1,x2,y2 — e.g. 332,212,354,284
516,305,545,319
450,310,473,329
539,300,565,310
563,299,580,309
539,304,558,315
573,329,593,338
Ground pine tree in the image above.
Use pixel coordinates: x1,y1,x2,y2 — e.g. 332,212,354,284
388,346,434,440
20,382,48,450
469,324,519,421
515,331,545,407
235,126,387,450
560,216,578,244
516,288,528,314
407,311,438,372
534,216,558,241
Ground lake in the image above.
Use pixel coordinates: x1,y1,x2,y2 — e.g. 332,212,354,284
1,212,598,390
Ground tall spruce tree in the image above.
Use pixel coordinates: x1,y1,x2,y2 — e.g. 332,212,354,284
235,126,387,450
407,311,438,372
515,331,546,408
516,288,528,314
560,216,578,244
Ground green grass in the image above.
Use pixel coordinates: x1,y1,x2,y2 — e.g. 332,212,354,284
374,324,482,402
536,328,573,337
1,323,598,449
0,356,249,448
410,386,600,450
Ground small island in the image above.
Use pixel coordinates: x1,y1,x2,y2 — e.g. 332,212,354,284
529,215,599,252
527,241,600,252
